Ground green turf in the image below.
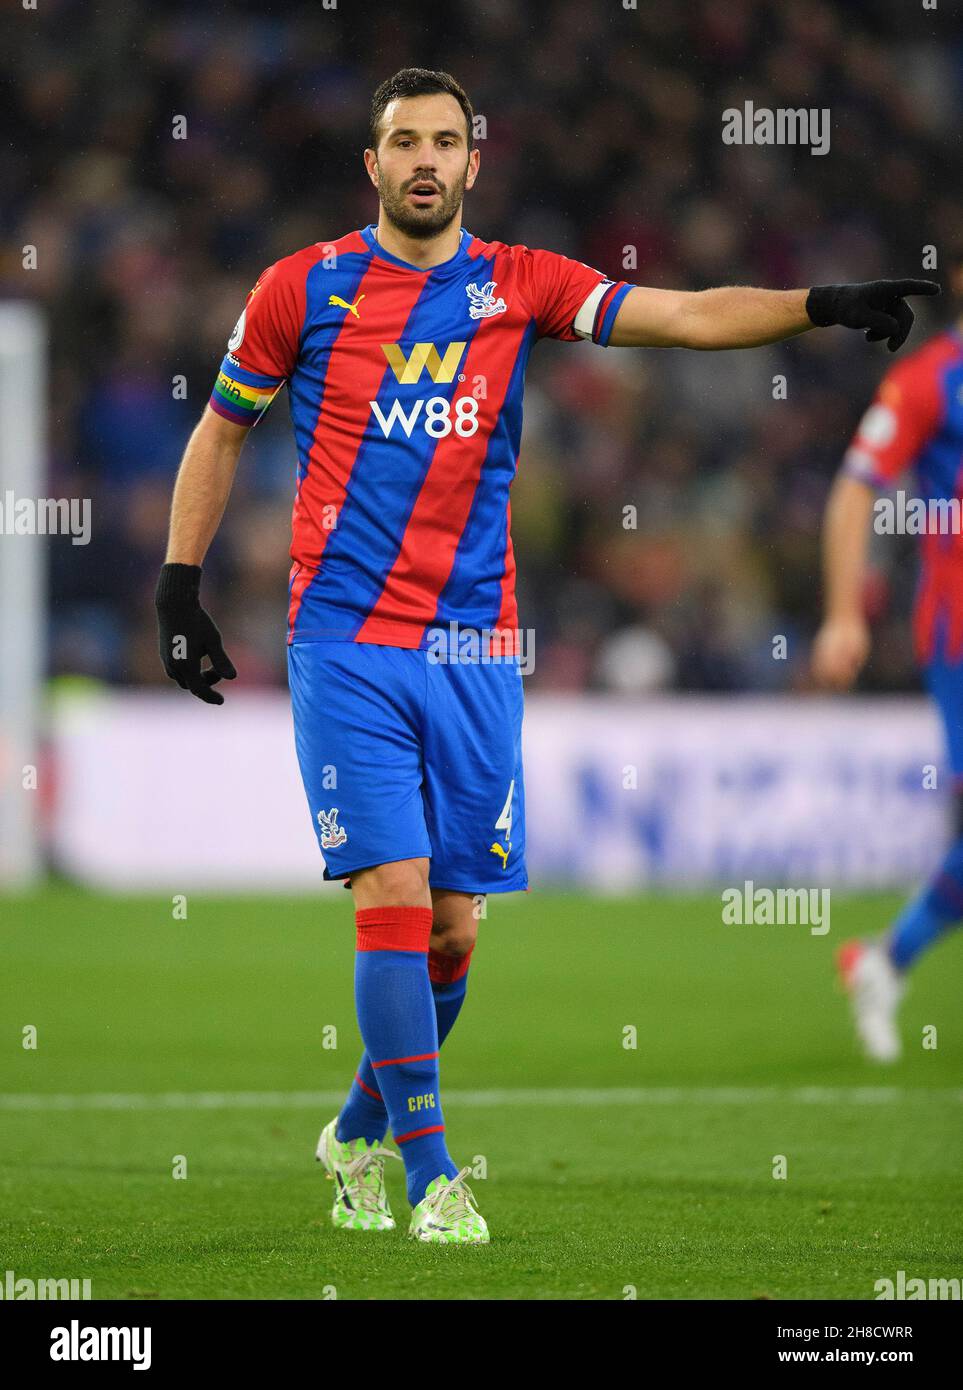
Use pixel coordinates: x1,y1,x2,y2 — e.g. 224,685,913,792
1,887,960,1299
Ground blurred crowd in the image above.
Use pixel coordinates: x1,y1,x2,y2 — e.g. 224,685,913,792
3,0,961,693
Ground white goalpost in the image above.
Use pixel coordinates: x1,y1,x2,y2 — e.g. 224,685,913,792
0,301,46,887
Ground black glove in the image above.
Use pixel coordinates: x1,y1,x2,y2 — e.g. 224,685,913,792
806,279,940,352
155,563,236,705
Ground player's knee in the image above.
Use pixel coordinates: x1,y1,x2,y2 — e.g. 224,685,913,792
352,857,430,908
430,889,481,957
430,915,478,958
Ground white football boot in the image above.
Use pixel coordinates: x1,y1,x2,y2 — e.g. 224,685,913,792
408,1167,490,1244
837,939,906,1063
316,1117,400,1231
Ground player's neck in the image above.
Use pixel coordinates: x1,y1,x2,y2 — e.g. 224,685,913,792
372,215,463,269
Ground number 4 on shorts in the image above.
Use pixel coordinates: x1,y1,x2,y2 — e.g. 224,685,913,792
495,780,515,841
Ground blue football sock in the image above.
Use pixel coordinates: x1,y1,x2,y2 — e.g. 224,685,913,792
348,907,457,1206
336,946,472,1148
428,946,472,1045
335,1058,388,1146
889,835,963,970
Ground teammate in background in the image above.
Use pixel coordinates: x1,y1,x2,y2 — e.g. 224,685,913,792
155,67,936,1241
813,248,963,1062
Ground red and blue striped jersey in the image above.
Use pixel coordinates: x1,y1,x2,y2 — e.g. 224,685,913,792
209,226,632,648
842,329,963,663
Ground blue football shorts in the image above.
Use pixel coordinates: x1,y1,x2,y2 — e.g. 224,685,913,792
287,642,528,893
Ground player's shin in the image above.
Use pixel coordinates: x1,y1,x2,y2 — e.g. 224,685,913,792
335,1058,389,1145
335,945,473,1144
352,907,458,1206
429,946,472,1042
888,792,963,969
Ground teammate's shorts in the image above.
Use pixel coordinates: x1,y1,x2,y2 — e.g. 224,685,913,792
924,652,963,781
287,642,527,894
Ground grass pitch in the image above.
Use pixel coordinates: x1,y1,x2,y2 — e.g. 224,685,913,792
1,886,960,1300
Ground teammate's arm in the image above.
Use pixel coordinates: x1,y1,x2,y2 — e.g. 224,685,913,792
811,475,876,690
607,279,939,352
155,407,250,705
811,344,945,689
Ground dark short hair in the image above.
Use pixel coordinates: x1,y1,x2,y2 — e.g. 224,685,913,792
369,68,474,152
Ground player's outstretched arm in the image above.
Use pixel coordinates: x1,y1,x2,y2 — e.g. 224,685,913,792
607,279,939,352
811,474,876,691
155,405,249,705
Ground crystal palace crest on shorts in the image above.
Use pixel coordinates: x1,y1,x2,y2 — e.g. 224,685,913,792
317,807,347,849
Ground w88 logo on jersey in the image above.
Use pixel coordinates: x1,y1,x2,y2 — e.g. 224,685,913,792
369,395,480,439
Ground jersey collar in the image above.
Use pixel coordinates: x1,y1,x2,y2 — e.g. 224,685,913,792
360,224,472,273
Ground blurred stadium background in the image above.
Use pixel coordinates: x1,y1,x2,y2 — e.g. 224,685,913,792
4,0,961,695
1,0,962,1301
2,0,961,891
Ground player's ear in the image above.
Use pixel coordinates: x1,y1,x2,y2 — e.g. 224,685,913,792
363,148,379,188
465,147,480,190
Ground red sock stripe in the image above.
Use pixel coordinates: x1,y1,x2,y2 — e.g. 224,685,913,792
355,905,433,953
395,1124,445,1145
428,946,473,985
355,1073,382,1101
371,1050,439,1069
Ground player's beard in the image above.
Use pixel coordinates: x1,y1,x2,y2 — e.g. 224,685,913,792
376,163,468,240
